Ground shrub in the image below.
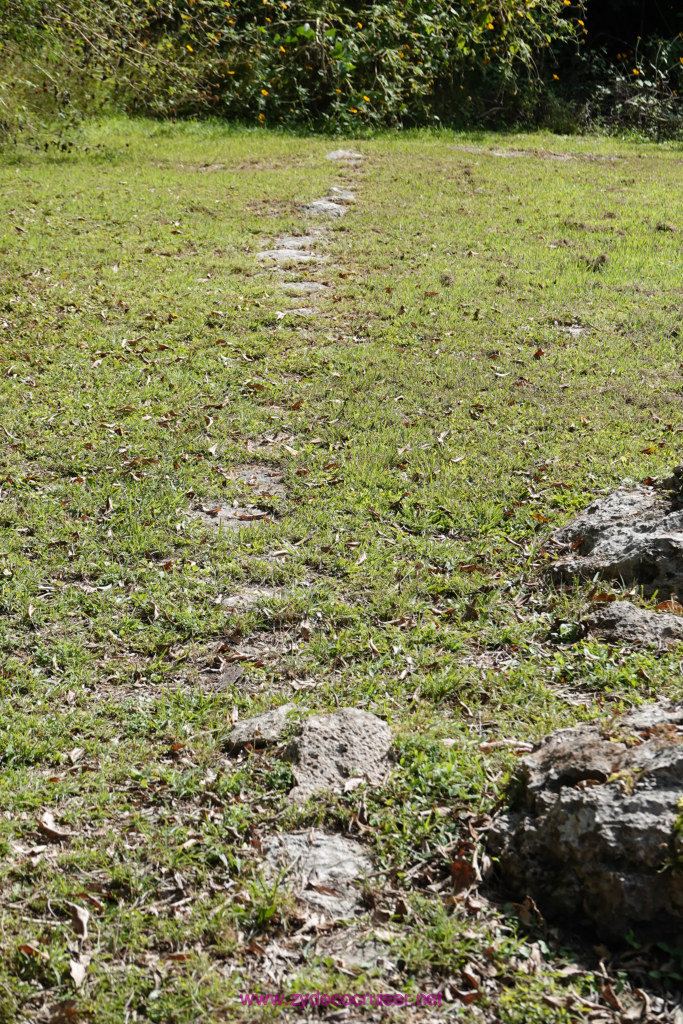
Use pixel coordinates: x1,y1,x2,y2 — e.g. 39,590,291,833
1,0,581,137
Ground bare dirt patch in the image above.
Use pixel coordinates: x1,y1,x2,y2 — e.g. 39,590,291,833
193,463,287,529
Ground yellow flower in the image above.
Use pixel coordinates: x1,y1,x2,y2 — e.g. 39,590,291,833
577,19,584,26
227,70,235,74
335,88,341,93
280,46,286,52
487,22,494,29
553,74,559,80
633,68,639,75
349,107,358,113
357,21,362,28
258,113,265,120
186,44,194,52
363,95,370,102
261,88,269,95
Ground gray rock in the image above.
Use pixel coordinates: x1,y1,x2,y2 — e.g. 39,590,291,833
325,149,364,162
280,281,328,296
551,482,683,596
257,248,320,264
586,600,683,647
285,708,392,803
488,702,683,941
328,186,356,202
224,703,297,754
303,199,346,217
260,830,372,920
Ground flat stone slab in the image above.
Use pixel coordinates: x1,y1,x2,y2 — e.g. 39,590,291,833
551,479,683,596
224,704,297,754
285,708,392,803
274,234,318,249
221,585,280,611
586,600,683,647
258,248,321,264
278,306,317,318
328,186,356,202
195,505,273,530
303,199,346,217
260,830,372,920
488,701,683,941
281,281,328,296
325,149,364,162
233,464,287,499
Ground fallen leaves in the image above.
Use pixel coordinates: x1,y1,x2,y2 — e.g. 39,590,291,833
37,811,71,842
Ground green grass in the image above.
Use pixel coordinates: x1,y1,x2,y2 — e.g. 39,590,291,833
0,118,682,1021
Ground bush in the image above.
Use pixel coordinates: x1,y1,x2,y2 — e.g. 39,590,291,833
0,0,580,138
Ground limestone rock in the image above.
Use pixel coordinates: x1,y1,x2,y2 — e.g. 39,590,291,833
586,600,683,647
551,482,683,596
285,708,392,803
260,830,372,920
281,281,328,296
224,704,297,754
325,149,363,162
257,248,320,264
488,702,683,941
303,199,346,217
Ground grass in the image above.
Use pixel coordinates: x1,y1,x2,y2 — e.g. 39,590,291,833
0,117,682,1021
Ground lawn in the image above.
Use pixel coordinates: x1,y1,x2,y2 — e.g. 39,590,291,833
1,119,682,1022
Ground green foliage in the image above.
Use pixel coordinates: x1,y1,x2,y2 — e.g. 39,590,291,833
0,0,580,135
578,36,683,137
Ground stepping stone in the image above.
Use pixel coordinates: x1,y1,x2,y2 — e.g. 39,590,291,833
325,149,364,162
278,307,317,318
328,186,356,202
195,506,273,530
281,281,328,296
260,830,372,920
275,235,318,250
258,248,320,264
221,585,280,611
303,199,346,217
488,701,683,941
224,703,297,754
586,600,683,647
285,708,392,803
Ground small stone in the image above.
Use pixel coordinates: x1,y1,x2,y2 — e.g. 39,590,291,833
328,186,356,202
223,703,297,754
586,600,683,647
488,701,683,941
325,149,364,162
285,708,392,803
257,248,320,264
280,281,328,296
260,830,372,920
303,199,346,217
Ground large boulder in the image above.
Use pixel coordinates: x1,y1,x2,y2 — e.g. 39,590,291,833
551,480,683,597
488,703,683,942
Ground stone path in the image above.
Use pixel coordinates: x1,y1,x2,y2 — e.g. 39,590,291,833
227,151,390,951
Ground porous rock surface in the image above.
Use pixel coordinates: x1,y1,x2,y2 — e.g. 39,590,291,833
224,704,297,754
488,702,683,941
260,830,372,920
285,708,392,803
551,479,683,597
586,600,683,648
